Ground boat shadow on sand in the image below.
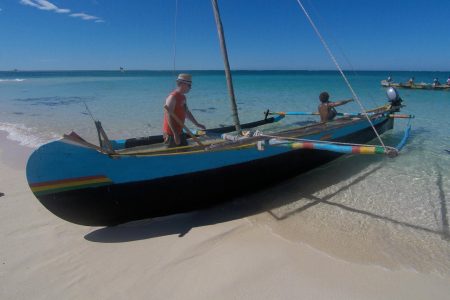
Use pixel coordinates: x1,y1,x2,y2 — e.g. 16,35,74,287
85,158,380,243
85,151,450,243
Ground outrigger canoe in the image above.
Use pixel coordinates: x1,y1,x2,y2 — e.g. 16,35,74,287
381,80,450,90
26,103,404,226
26,0,413,226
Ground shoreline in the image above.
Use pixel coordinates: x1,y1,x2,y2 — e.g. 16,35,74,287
0,130,34,170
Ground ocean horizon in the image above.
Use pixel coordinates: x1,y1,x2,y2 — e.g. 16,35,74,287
2,69,450,72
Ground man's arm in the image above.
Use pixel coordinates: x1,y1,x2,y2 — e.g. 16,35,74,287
330,98,354,108
185,106,206,130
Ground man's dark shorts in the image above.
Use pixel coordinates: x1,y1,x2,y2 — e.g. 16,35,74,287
164,133,188,148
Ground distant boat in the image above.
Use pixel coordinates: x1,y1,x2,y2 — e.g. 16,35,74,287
381,80,450,90
119,67,125,72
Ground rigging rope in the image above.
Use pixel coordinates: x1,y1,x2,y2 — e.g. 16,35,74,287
304,0,378,108
83,101,96,122
294,0,387,150
172,0,179,80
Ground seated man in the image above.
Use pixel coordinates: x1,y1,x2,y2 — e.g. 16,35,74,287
433,78,441,87
318,92,354,122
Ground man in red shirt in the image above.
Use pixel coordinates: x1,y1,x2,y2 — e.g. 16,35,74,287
163,74,206,148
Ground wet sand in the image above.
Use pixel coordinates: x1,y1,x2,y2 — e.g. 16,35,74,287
1,131,449,299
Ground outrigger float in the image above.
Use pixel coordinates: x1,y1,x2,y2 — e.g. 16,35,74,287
26,0,414,226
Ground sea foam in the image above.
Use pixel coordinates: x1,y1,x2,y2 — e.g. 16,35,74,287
0,122,60,148
0,78,25,82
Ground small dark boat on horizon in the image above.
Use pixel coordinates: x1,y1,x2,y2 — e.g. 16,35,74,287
381,80,450,90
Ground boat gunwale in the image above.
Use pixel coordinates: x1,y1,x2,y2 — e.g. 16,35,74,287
110,105,394,157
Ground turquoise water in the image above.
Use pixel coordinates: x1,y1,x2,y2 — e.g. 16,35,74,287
1,70,450,274
1,70,449,146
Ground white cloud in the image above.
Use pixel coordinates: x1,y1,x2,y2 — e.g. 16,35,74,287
20,0,104,22
70,13,98,21
36,0,70,13
20,0,70,13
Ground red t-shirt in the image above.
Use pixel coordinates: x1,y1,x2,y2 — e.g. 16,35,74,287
163,91,186,135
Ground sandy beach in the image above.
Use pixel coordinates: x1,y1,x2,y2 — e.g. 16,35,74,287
1,130,449,300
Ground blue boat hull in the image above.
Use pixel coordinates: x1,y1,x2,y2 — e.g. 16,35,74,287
27,117,393,226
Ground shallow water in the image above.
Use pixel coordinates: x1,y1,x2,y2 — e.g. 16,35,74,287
1,70,449,274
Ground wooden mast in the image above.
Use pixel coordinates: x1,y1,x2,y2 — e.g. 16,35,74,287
211,0,241,133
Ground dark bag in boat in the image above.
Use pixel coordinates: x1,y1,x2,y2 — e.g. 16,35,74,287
124,136,164,148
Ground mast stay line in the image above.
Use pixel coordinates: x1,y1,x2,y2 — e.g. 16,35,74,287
294,0,387,151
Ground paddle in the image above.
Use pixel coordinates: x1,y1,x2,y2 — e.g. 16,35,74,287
270,111,354,117
389,114,415,119
163,105,205,147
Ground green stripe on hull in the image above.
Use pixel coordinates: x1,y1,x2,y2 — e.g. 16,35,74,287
33,182,113,196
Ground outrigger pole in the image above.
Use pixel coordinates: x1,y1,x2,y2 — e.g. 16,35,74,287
211,0,242,133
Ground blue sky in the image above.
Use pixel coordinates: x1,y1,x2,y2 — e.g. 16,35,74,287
0,0,449,71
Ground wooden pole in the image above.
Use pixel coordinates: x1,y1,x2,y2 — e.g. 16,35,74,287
94,121,116,154
211,0,241,133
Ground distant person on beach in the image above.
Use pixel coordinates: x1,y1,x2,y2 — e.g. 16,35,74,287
163,73,206,148
318,92,354,122
433,78,441,87
408,77,415,86
447,76,450,85
387,76,392,83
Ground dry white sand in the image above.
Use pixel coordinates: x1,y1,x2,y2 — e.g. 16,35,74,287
1,132,449,299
